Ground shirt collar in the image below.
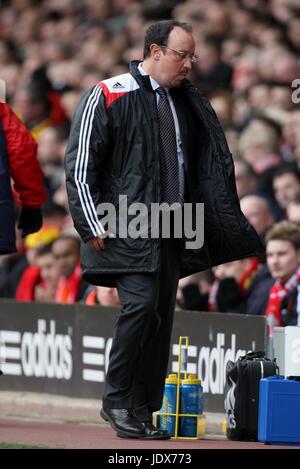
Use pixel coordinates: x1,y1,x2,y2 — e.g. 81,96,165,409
138,62,165,92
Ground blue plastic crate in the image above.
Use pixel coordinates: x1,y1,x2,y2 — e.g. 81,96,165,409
258,376,300,444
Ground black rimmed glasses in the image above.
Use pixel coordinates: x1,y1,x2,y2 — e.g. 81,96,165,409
160,45,199,63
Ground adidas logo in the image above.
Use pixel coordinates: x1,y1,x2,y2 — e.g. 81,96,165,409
112,82,125,89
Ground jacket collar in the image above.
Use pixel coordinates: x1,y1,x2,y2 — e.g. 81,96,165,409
129,60,153,90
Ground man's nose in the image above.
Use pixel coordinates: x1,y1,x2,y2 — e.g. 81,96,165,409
184,57,193,70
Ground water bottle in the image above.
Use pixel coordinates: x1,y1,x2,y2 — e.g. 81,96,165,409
180,373,203,437
158,374,179,436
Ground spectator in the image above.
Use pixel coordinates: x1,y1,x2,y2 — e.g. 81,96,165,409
247,83,271,113
272,163,300,212
209,91,233,128
282,111,300,164
265,221,300,336
0,102,46,256
238,117,282,175
52,235,88,303
213,257,273,315
234,160,258,199
37,124,70,199
287,195,300,226
270,84,293,111
14,82,52,141
287,12,300,53
41,202,68,231
193,35,233,95
14,225,60,301
240,195,275,244
16,241,60,302
13,67,66,141
34,243,60,302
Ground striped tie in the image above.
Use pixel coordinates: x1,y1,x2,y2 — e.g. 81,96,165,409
156,87,180,205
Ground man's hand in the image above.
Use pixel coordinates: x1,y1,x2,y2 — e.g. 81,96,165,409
87,232,115,251
87,236,105,251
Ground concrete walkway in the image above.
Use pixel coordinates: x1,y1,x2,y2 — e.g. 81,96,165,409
1,392,299,450
0,391,226,434
0,416,294,449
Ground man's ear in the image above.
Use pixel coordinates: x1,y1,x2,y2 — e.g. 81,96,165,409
149,43,161,60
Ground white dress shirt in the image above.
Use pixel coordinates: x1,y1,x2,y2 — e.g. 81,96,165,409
138,62,185,203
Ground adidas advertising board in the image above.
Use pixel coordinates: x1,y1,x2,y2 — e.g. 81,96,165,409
0,301,266,411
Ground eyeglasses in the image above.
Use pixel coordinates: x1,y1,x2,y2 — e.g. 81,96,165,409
160,46,199,63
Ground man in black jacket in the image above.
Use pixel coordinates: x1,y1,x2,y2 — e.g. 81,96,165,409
65,20,263,439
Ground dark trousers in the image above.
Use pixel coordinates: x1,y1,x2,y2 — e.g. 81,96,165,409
102,237,180,421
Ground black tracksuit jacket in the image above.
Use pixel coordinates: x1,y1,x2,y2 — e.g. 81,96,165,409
65,61,264,286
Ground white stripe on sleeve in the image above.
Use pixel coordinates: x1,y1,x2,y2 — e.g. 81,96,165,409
74,85,106,236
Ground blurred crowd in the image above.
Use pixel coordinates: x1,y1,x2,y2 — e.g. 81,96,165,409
1,0,300,332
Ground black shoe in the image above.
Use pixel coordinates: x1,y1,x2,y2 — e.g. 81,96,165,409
100,407,145,438
100,408,171,439
141,421,170,439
